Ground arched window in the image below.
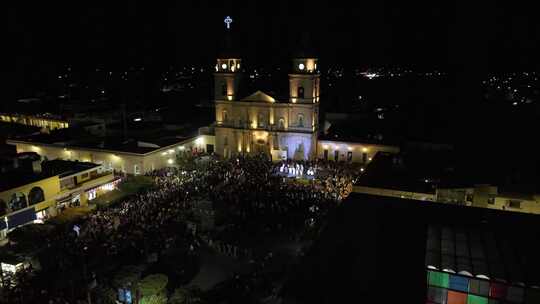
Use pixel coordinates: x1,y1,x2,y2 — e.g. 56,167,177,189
278,118,285,129
297,113,304,127
298,86,305,99
257,113,264,128
28,187,45,205
222,110,228,123
9,192,27,212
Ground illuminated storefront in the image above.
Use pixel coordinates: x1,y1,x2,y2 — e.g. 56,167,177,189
86,178,121,201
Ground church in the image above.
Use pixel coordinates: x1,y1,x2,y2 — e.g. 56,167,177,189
213,17,397,162
214,55,320,160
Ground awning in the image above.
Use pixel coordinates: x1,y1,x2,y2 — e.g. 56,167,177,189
7,208,36,229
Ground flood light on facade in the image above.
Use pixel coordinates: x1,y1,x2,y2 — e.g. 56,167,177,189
195,137,204,145
167,159,174,164
298,63,305,70
221,63,227,70
362,147,368,152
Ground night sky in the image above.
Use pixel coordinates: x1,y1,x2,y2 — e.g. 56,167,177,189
10,2,540,69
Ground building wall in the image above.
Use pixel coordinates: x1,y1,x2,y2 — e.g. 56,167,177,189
216,101,317,131
215,99,318,160
8,136,214,175
289,74,320,104
215,126,317,161
437,185,540,214
353,185,436,201
487,195,540,214
0,176,60,215
317,140,400,163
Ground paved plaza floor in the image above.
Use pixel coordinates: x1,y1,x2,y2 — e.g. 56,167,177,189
188,248,252,291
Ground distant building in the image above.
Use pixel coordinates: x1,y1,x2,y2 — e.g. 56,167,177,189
0,113,69,133
214,56,320,160
0,156,118,239
352,152,540,214
7,135,214,175
212,26,398,161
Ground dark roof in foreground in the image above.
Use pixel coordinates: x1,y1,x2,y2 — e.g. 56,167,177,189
0,171,55,192
426,223,540,285
283,193,540,303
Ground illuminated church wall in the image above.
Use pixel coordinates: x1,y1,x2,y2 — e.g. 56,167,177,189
279,133,317,160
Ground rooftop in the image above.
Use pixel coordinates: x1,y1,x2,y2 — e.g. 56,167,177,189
0,159,102,192
0,171,55,193
426,223,540,286
284,193,540,303
240,90,276,103
8,122,201,155
41,159,100,178
356,151,449,193
319,119,401,146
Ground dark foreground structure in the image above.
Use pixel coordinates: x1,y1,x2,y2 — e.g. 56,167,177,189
283,193,540,303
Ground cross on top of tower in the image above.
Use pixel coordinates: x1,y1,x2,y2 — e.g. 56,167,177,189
224,16,233,29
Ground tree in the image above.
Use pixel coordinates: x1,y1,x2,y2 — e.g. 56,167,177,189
176,151,197,171
92,285,117,304
138,274,168,301
113,265,146,288
168,288,189,304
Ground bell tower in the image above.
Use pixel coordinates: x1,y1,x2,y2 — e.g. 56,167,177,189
214,16,242,101
289,57,320,104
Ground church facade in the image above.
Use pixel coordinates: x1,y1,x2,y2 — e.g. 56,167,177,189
214,57,320,160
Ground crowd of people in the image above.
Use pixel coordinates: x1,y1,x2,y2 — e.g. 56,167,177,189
74,155,358,265
6,153,361,303
77,167,204,263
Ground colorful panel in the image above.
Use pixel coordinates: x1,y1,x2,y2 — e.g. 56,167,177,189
450,274,470,292
448,290,467,304
467,294,488,304
429,270,450,288
427,286,447,304
469,279,490,296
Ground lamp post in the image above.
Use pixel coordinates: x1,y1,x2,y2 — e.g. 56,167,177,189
81,246,92,304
